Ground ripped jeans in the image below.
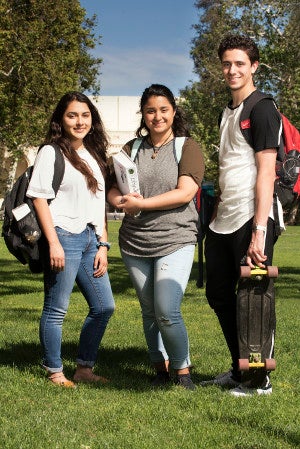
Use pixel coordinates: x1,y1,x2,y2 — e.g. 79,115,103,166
121,245,195,370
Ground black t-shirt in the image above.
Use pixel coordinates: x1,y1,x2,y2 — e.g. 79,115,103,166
249,98,281,153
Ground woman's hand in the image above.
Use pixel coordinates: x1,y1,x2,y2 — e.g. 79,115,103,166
49,241,65,271
117,193,143,216
93,247,108,277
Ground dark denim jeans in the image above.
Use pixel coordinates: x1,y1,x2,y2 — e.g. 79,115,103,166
40,226,115,373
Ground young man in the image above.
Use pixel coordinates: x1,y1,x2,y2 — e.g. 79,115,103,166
203,35,282,396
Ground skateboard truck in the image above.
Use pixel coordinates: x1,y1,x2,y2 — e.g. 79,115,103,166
238,354,276,371
240,265,278,280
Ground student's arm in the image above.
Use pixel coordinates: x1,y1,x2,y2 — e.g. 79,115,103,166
246,149,277,268
116,175,199,216
107,185,125,209
93,217,109,278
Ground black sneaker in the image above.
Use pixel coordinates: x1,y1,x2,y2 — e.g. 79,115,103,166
200,370,240,388
175,374,196,391
151,371,171,387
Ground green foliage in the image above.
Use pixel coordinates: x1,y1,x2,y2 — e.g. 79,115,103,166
179,90,220,183
0,221,300,448
181,0,300,184
0,0,102,156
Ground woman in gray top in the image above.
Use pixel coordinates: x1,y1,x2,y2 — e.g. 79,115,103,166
108,84,204,389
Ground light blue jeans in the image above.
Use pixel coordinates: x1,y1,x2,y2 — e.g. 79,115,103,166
40,225,115,373
121,245,195,370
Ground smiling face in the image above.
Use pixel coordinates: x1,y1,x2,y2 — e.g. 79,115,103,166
61,100,92,146
142,95,176,139
221,49,258,93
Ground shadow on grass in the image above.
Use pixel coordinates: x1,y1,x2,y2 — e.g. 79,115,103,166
1,306,40,320
0,259,44,296
0,340,161,391
272,266,300,301
190,261,300,298
0,256,134,296
0,339,219,392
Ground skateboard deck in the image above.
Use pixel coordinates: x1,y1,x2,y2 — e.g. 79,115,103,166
237,265,278,385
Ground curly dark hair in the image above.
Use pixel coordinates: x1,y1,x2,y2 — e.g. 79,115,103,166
218,34,260,64
136,84,190,138
43,91,109,193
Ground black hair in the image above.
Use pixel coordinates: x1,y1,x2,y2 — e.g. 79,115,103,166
218,34,260,64
136,84,190,138
44,91,109,193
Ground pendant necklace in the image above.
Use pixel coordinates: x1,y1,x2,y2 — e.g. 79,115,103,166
150,131,173,159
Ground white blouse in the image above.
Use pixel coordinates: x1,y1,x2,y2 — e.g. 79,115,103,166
26,145,106,237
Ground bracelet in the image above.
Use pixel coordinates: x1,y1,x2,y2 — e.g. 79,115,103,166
96,241,111,250
252,223,267,233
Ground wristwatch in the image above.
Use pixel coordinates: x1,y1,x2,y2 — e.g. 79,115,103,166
96,241,111,250
252,223,267,233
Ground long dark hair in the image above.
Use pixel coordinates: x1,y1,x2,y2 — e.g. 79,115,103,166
43,91,109,193
136,84,190,138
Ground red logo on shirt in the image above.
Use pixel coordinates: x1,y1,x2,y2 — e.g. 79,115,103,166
240,119,251,130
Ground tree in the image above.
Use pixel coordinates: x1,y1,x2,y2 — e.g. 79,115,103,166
0,0,102,194
182,0,300,221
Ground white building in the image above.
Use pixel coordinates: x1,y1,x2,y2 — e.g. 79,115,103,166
90,96,141,154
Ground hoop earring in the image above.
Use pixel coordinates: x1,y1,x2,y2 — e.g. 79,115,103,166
88,125,94,135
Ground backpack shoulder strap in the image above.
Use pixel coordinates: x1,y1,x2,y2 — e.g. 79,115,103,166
174,137,186,163
218,110,225,128
50,143,65,195
130,136,186,163
239,90,273,147
240,90,273,122
130,138,143,162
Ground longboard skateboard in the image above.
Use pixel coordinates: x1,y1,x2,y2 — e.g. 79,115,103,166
237,265,278,385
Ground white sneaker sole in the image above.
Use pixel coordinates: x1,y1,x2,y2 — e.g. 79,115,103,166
230,385,272,397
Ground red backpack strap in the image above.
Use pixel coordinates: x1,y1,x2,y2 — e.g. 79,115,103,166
195,187,202,213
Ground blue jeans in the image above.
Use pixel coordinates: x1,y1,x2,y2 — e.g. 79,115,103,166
40,226,115,373
121,245,195,370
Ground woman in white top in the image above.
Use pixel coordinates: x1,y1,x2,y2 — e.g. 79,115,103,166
27,92,115,387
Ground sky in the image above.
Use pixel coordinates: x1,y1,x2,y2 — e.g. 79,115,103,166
79,0,199,97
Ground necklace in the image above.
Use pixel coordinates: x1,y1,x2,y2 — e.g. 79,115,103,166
150,131,173,159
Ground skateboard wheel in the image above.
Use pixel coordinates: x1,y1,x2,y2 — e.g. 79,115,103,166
265,358,276,371
267,266,278,278
238,358,249,371
240,266,251,278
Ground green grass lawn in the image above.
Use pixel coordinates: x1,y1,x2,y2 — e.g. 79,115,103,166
0,222,299,449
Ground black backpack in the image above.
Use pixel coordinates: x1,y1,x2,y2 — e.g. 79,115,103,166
2,143,65,273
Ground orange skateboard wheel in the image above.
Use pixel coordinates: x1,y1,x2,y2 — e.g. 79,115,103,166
266,266,278,278
240,266,251,278
265,358,276,370
238,358,250,371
